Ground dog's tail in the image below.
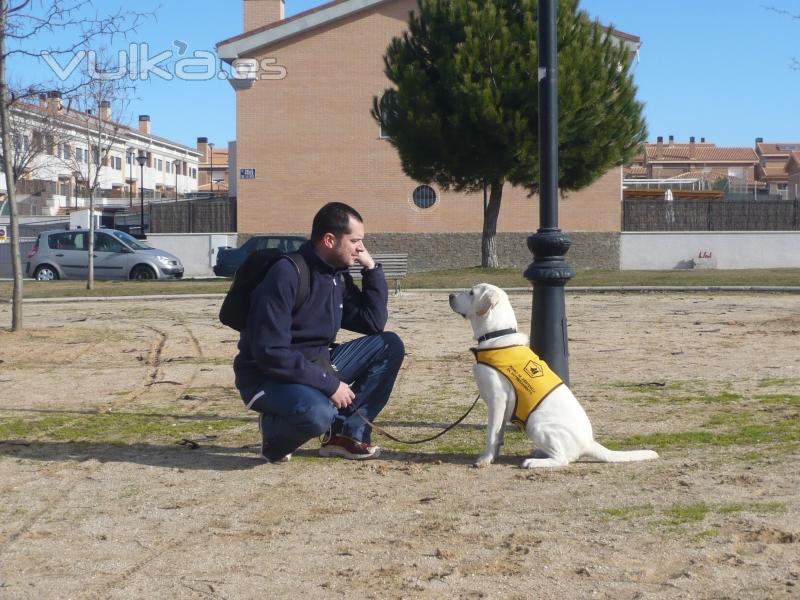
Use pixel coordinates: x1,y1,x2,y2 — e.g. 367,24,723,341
584,441,659,463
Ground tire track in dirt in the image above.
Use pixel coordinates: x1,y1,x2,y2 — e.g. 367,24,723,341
79,534,192,600
105,324,167,409
107,316,209,410
173,315,204,359
76,467,256,600
0,463,100,554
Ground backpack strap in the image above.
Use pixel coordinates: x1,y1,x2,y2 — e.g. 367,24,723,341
283,251,310,313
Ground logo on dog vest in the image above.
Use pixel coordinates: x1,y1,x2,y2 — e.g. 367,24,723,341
523,360,544,379
472,345,563,428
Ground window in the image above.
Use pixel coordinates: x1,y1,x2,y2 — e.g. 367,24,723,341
58,177,71,196
111,156,122,170
61,143,71,160
76,147,83,163
411,184,437,209
377,92,392,139
156,158,163,171
94,232,125,253
49,231,87,251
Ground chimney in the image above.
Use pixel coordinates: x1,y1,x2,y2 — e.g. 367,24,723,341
656,136,663,159
46,90,62,112
668,134,674,145
138,115,151,135
197,136,209,161
701,137,705,143
244,0,285,30
99,100,111,121
755,137,763,145
689,136,696,159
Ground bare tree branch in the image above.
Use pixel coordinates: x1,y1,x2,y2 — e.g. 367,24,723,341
1,0,155,329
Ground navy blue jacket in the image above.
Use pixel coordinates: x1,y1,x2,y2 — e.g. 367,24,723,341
233,242,388,397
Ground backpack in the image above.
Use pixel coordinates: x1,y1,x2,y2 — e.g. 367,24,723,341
218,249,310,332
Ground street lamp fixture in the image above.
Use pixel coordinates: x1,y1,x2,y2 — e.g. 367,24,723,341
127,150,134,209
72,171,82,209
135,152,147,238
208,142,215,194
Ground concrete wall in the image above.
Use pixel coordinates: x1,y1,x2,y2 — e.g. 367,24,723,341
620,232,800,270
147,233,238,277
0,241,35,278
243,231,619,272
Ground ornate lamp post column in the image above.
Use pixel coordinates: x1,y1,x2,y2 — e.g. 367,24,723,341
208,142,215,194
524,0,574,383
127,149,134,209
135,153,147,237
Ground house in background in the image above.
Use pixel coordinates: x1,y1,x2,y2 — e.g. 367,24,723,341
0,93,202,217
625,135,759,194
755,139,800,199
216,0,640,268
785,151,800,200
196,137,230,196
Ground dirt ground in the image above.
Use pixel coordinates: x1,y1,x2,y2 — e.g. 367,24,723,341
0,290,798,599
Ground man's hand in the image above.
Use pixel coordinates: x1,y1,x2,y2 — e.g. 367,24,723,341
356,247,375,270
329,381,355,409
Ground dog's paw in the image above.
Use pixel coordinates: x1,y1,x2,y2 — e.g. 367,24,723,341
474,453,495,468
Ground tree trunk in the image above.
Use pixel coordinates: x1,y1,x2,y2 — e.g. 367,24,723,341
0,2,24,330
480,179,503,268
87,188,94,289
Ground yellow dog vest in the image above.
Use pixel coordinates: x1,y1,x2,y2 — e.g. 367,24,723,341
472,345,563,428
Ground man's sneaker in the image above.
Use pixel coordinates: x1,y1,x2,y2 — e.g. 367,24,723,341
258,443,291,464
319,434,380,460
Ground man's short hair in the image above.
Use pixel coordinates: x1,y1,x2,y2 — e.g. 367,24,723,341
311,202,363,242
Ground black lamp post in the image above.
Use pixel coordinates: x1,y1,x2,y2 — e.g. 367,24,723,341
127,150,134,209
208,142,215,194
135,153,147,237
523,0,574,383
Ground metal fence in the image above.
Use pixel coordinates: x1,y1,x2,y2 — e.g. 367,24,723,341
623,199,800,231
114,197,236,234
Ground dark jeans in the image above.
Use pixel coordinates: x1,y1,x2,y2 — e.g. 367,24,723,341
241,332,404,459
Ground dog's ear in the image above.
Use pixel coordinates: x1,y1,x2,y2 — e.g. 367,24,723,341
474,287,501,317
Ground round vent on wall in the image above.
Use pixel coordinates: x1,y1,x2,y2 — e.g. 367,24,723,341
412,184,437,209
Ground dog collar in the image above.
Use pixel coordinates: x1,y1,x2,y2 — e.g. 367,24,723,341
476,328,517,343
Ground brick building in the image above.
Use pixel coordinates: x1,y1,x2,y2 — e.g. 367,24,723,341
217,0,638,268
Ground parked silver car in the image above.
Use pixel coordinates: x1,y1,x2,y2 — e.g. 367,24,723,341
26,228,184,281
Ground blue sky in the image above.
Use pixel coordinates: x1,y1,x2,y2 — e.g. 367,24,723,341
15,0,800,150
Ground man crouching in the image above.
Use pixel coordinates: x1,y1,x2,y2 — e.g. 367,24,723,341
234,202,404,462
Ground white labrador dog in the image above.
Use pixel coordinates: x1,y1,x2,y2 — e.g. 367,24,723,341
449,283,658,468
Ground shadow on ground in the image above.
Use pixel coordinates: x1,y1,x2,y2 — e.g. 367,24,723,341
0,440,497,469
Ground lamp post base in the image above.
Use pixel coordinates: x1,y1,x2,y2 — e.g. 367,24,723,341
524,229,575,384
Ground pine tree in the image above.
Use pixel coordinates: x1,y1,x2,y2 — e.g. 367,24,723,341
373,0,647,267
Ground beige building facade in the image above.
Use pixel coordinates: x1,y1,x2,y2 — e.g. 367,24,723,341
218,0,629,239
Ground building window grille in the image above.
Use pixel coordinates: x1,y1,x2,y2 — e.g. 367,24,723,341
412,184,437,209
